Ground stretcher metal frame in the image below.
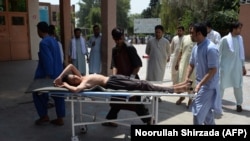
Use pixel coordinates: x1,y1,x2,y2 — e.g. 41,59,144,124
27,79,195,141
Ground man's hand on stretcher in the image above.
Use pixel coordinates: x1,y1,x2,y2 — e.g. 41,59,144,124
173,79,193,93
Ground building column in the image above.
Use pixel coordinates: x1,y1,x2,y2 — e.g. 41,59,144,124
101,0,116,75
59,0,72,66
239,4,250,60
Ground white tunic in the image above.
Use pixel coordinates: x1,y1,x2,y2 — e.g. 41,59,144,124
178,35,196,87
219,35,244,89
170,35,183,84
145,37,170,81
207,29,221,45
87,34,102,74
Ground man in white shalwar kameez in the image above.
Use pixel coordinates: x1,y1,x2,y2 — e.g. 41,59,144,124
170,26,184,85
87,25,102,74
146,25,170,81
218,21,247,112
69,28,88,75
187,23,220,125
205,21,221,45
175,26,196,107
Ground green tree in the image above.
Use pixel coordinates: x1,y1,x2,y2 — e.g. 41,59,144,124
76,0,101,28
159,0,183,34
158,0,217,34
207,0,240,36
127,13,142,35
117,0,130,28
76,0,130,31
141,0,160,18
87,7,101,26
141,7,152,18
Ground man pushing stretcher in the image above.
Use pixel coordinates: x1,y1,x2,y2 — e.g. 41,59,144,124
53,64,193,94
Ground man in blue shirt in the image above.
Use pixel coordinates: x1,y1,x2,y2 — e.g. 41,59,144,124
33,21,65,126
186,23,221,124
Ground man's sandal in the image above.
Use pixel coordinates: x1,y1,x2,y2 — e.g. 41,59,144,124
101,122,118,127
176,97,185,105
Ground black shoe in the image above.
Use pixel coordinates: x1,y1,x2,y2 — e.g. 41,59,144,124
146,121,151,125
102,122,118,127
50,118,64,126
35,116,50,125
146,118,152,125
236,105,242,112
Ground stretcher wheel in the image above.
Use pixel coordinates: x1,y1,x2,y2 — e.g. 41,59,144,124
80,125,88,134
71,136,79,141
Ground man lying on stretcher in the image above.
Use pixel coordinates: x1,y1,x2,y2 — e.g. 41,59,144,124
53,64,193,94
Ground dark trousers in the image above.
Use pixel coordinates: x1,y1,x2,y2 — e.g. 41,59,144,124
106,75,173,93
106,96,151,123
33,92,65,118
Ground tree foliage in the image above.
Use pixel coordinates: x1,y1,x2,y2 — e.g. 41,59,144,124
117,0,130,28
127,13,142,35
75,0,240,36
76,0,130,34
141,0,160,18
140,0,240,36
206,0,240,36
76,0,101,28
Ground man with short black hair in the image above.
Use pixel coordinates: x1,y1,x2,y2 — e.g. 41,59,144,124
145,25,171,102
146,25,171,82
33,21,65,126
170,26,185,85
87,24,102,74
175,23,196,108
69,28,88,75
218,21,247,112
205,21,221,45
186,22,220,124
102,27,150,127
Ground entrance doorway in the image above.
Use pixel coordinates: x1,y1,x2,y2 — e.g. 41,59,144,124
0,0,30,61
0,13,29,61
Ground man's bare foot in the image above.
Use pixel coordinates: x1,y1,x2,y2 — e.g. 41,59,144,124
176,97,185,105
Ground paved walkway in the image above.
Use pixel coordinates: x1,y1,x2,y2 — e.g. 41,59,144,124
0,44,249,141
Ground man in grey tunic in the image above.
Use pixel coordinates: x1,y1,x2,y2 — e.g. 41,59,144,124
87,24,102,74
145,25,171,102
145,25,170,81
69,28,88,75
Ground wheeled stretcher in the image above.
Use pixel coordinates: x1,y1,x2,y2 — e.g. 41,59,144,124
26,79,195,141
